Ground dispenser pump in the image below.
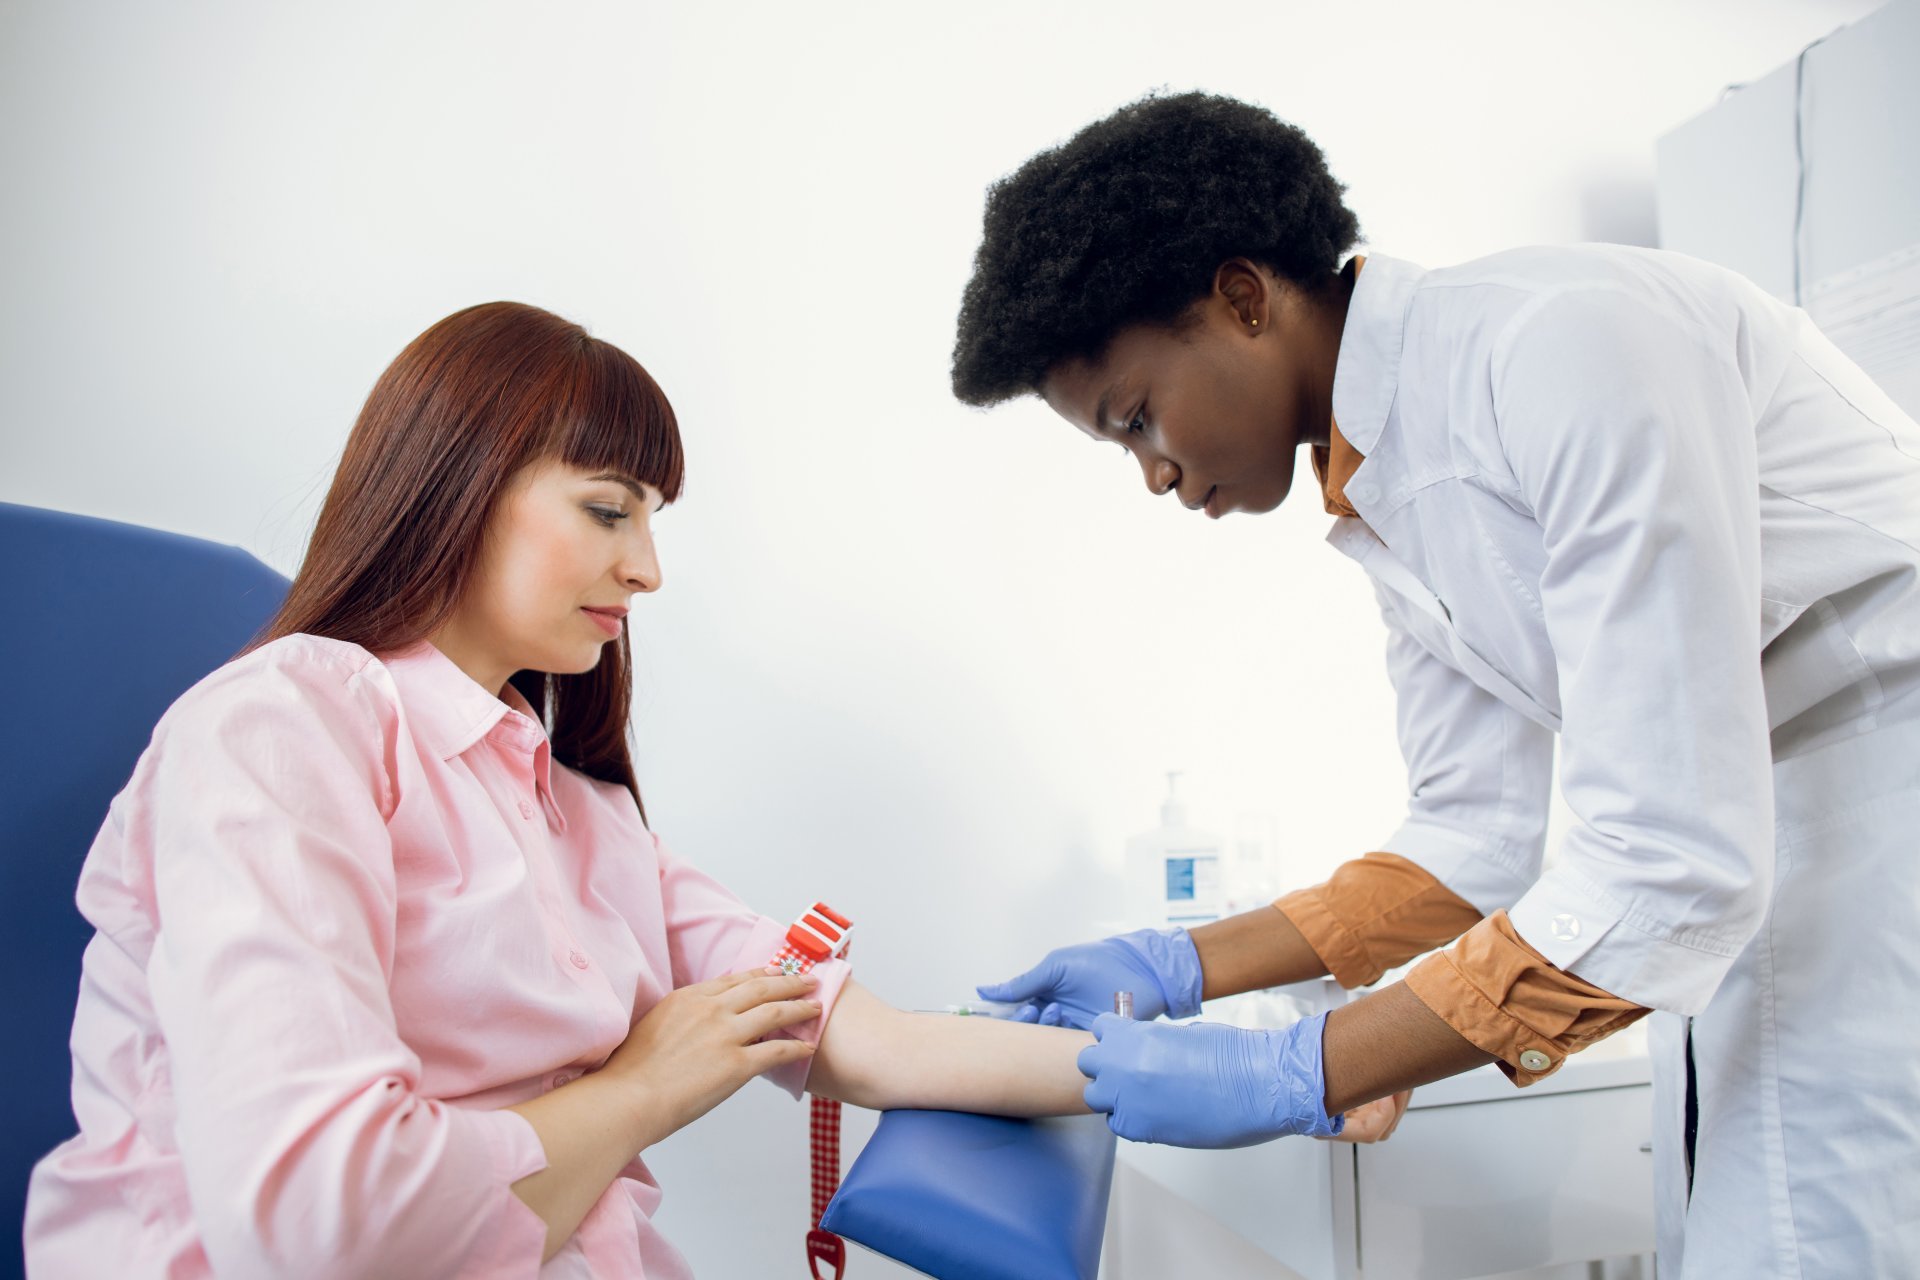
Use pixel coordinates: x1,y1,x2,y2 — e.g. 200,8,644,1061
1161,772,1188,827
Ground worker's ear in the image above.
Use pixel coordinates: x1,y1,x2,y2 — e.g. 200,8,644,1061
1212,258,1272,333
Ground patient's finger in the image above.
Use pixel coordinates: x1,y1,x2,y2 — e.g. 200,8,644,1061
741,998,824,1040
723,972,819,1012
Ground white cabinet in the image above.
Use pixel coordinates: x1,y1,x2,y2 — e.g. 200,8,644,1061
1105,1023,1654,1280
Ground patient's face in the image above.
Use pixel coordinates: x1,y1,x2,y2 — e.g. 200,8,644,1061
433,458,663,695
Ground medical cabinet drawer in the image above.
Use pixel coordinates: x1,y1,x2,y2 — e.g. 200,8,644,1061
1353,1082,1655,1279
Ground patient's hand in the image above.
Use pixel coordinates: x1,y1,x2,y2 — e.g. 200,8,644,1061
608,969,823,1139
1325,1090,1411,1143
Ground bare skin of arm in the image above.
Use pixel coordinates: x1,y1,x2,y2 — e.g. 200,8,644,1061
806,980,1093,1116
1189,904,1331,997
502,973,1089,1262
1189,904,1488,1130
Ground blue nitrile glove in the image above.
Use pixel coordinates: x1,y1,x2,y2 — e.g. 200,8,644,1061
1076,1011,1345,1148
975,928,1204,1029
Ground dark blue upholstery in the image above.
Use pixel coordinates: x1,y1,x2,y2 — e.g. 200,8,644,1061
820,1109,1116,1280
0,503,288,1280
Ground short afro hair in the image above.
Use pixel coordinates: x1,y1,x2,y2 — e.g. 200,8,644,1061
951,91,1360,407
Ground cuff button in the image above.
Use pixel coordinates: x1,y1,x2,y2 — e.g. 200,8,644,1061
1519,1049,1552,1072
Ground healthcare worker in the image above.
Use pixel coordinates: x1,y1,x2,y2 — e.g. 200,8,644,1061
957,92,1920,1276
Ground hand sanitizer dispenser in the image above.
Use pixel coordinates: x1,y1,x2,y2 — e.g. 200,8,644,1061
1126,772,1224,928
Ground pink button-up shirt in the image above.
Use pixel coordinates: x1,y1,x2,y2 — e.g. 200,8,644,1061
24,635,850,1279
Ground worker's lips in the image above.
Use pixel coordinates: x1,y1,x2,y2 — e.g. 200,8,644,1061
1181,484,1220,518
1203,486,1223,519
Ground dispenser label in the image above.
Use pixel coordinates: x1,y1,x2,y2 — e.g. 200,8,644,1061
1165,853,1219,902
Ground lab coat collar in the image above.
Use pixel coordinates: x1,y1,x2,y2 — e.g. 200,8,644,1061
1328,253,1426,457
382,641,568,831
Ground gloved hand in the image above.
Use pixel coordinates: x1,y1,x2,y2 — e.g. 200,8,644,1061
975,928,1204,1029
1076,1011,1345,1148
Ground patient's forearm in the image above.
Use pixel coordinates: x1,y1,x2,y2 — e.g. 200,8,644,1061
807,980,1092,1115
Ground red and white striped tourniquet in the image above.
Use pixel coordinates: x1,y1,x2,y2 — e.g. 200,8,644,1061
767,902,853,1280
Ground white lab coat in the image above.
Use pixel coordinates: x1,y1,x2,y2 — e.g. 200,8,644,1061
1331,247,1920,1276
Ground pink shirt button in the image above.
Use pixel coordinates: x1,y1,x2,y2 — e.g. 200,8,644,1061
517,800,534,819
568,950,589,970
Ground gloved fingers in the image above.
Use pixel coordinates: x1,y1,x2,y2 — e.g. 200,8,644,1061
1079,1056,1120,1116
975,963,1052,1004
1052,997,1098,1028
1103,1102,1162,1145
1088,1011,1127,1043
1008,1003,1041,1023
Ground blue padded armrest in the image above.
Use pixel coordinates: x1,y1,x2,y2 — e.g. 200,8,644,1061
820,1110,1115,1280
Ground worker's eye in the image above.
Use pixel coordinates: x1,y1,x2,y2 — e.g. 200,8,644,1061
587,504,629,527
1126,411,1147,436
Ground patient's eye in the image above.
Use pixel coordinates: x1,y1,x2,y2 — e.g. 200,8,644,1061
587,504,629,527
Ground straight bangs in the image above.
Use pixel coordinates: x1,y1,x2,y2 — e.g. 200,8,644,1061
549,338,686,505
262,300,682,816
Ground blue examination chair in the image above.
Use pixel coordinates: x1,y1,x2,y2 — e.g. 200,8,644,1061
0,503,289,1280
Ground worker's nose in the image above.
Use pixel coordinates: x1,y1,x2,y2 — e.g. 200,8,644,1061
1140,454,1180,498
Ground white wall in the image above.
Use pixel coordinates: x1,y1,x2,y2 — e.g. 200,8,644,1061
0,2,1883,1275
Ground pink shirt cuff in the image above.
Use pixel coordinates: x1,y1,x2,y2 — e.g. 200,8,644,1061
455,1107,550,1278
726,916,853,1098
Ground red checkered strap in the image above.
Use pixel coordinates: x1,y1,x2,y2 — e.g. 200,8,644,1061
767,902,853,1280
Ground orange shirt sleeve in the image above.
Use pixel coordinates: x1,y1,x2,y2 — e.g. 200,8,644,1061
1404,910,1649,1085
1274,852,1483,988
1276,854,1649,1086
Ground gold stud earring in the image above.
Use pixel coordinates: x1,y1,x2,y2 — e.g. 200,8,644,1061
1250,318,1260,328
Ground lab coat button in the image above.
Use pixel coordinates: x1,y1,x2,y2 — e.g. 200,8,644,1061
1352,483,1378,504
569,950,590,970
518,799,535,819
1551,913,1581,941
1519,1049,1552,1072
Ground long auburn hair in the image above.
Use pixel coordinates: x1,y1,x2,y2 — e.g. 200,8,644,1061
255,301,684,815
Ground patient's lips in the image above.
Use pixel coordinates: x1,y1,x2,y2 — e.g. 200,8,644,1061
581,605,627,637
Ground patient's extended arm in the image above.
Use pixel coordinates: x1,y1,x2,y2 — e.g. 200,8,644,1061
805,980,1093,1116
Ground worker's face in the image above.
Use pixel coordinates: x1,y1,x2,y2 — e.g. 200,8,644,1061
436,458,664,693
1040,261,1333,520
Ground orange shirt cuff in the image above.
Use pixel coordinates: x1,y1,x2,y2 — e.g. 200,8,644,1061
1273,852,1483,988
1404,910,1650,1086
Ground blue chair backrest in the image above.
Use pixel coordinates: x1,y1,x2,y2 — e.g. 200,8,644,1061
0,503,289,1279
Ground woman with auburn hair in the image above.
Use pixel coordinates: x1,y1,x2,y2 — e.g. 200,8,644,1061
23,302,1094,1279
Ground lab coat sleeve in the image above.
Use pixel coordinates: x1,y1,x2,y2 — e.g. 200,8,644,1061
144,648,549,1280
655,836,851,1097
1489,288,1775,1015
1375,581,1557,917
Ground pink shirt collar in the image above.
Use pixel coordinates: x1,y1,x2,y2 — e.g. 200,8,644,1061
382,641,568,832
